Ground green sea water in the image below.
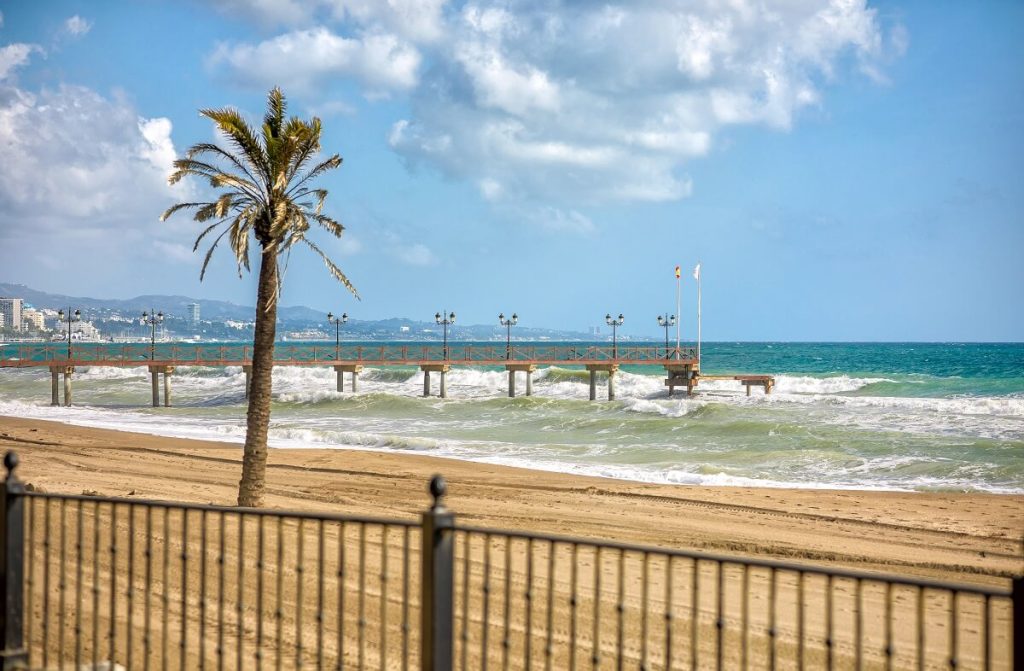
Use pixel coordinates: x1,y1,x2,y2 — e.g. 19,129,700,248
1,342,1021,492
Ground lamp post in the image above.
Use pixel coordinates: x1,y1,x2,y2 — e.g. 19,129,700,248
435,310,455,361
498,312,518,360
57,308,81,360
141,309,164,361
327,312,348,360
605,313,624,359
657,313,676,357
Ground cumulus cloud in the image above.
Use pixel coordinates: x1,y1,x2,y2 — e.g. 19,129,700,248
393,242,438,266
209,27,421,94
0,46,186,257
0,43,39,80
213,0,902,223
387,0,900,208
64,15,92,37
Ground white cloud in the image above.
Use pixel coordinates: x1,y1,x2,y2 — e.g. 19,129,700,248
64,15,92,37
209,0,902,220
0,61,183,234
0,43,39,81
209,27,421,94
393,242,438,266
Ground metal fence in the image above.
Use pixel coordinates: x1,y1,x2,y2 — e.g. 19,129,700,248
1,452,1020,670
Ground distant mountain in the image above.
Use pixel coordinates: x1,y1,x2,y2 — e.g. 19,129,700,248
0,282,599,339
0,282,321,321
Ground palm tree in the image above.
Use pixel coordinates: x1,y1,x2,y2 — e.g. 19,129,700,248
161,87,358,507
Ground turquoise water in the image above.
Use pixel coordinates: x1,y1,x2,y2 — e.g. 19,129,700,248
1,342,1021,493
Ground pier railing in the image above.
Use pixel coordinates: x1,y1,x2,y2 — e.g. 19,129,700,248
2,453,1019,670
0,343,698,368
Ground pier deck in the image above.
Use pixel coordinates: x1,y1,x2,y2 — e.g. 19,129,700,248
0,343,773,404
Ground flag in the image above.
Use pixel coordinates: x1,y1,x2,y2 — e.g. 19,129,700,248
693,263,701,280
674,265,681,279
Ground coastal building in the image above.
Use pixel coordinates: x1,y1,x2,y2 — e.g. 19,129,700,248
0,313,5,328
21,308,46,331
0,297,23,330
188,302,201,328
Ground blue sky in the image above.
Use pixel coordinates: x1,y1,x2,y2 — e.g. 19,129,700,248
0,1,1020,341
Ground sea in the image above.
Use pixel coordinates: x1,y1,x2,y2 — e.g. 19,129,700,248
1,341,1022,494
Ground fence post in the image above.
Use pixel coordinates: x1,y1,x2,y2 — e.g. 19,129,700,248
0,452,27,668
421,475,454,671
1013,576,1023,671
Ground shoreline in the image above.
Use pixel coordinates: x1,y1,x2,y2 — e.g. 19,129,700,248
2,414,1021,587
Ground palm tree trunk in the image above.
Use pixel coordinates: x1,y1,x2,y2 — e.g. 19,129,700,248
237,249,278,507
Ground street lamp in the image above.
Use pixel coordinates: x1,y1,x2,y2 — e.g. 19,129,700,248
435,310,455,361
141,309,164,361
57,308,81,360
327,311,348,360
605,313,624,359
498,312,518,360
657,313,676,356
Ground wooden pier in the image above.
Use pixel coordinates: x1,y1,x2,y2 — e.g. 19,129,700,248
0,343,774,405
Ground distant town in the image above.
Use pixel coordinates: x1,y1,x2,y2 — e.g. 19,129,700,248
0,283,608,344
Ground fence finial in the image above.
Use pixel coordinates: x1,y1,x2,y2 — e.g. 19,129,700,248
3,451,17,477
428,474,447,511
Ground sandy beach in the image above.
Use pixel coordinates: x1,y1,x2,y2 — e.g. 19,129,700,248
3,414,1021,582
4,414,1022,669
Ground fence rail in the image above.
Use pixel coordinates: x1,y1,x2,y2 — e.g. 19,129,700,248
1,452,1020,670
0,343,698,368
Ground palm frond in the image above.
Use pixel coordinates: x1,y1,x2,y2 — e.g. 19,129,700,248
301,237,360,300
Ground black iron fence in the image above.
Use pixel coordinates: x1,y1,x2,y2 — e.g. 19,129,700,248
1,452,1020,670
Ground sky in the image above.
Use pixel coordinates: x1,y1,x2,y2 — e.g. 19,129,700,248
0,1,1020,341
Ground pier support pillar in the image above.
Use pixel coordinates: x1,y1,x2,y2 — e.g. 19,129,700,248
665,363,699,398
585,364,618,401
150,369,160,407
50,367,60,406
149,365,174,407
63,367,74,407
420,364,450,398
243,365,252,400
505,364,535,399
163,368,173,407
334,365,363,394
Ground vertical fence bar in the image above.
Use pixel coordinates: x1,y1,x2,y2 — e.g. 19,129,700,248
145,506,153,671
481,534,491,671
182,508,191,671
276,516,284,671
664,556,673,671
1013,578,1023,671
568,544,578,671
256,516,265,670
502,538,511,671
42,497,51,670
592,547,602,670
379,525,388,671
24,498,33,668
544,540,555,671
92,500,100,670
337,520,346,671
403,527,411,671
917,587,926,671
128,504,137,670
58,498,67,670
162,507,170,671
317,520,325,671
421,476,455,671
0,453,27,669
199,509,208,670
358,524,366,670
76,500,84,669
948,592,957,670
460,531,470,671
237,514,245,671
110,503,119,667
217,512,225,671
297,519,305,669
525,538,534,670
691,559,699,671
717,562,725,671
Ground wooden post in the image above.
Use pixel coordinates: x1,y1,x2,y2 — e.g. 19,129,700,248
50,368,59,406
439,371,447,399
508,369,516,398
423,370,431,397
746,384,751,397
351,371,358,393
526,370,533,397
337,367,344,393
243,365,252,400
608,368,616,401
589,369,597,401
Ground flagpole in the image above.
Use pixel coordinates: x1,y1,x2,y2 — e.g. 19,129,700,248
675,270,681,354
697,261,702,366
